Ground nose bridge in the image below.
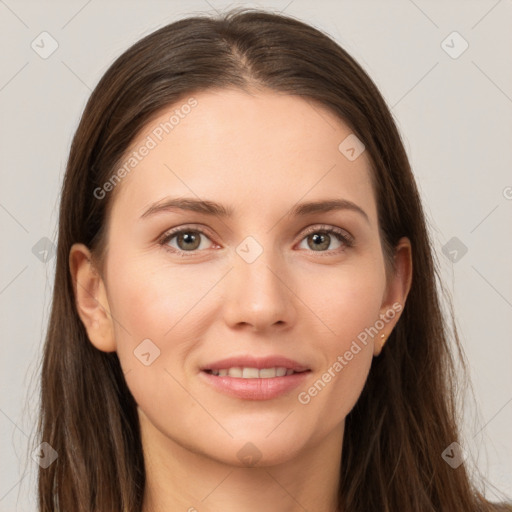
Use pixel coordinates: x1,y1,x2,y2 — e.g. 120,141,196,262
223,234,296,329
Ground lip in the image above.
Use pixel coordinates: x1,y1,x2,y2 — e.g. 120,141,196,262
199,370,311,400
199,355,311,400
200,355,310,372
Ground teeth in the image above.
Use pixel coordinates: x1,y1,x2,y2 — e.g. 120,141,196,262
242,367,259,378
208,367,298,378
228,367,243,378
260,368,277,378
276,367,287,377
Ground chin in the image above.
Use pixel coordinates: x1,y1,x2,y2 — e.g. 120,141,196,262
202,430,309,468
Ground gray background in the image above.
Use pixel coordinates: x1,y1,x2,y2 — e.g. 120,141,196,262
1,0,511,510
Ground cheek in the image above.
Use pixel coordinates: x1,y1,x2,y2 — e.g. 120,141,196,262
103,250,178,366
106,245,209,334
296,262,385,414
109,264,174,336
105,250,226,384
310,343,374,432
105,257,205,425
307,259,386,346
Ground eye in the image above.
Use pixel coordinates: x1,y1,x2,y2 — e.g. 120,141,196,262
160,227,215,254
297,225,354,253
159,224,354,256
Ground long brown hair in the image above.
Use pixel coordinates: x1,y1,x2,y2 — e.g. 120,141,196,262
34,7,512,511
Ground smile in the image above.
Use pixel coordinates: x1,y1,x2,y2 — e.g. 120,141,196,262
204,367,308,378
200,368,311,400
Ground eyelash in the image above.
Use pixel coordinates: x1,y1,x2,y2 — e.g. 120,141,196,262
158,224,354,257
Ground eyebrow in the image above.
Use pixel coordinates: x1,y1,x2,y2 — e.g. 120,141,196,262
140,197,370,224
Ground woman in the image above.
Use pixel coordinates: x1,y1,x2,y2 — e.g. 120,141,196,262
35,7,512,512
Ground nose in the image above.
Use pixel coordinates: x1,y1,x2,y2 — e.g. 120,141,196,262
221,244,297,333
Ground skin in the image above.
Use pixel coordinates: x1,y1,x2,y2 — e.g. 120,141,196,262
70,88,412,512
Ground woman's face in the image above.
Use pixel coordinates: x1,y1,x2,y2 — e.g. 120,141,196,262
75,88,410,467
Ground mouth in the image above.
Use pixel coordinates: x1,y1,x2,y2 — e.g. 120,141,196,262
202,367,310,378
199,357,312,400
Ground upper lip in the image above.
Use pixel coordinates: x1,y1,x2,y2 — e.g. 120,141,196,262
201,355,310,372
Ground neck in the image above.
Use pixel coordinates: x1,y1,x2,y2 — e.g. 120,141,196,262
140,410,343,512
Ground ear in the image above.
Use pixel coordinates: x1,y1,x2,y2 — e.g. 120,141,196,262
69,243,116,352
374,236,412,356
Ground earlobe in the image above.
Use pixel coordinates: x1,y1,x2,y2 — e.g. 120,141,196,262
374,237,412,357
69,243,116,353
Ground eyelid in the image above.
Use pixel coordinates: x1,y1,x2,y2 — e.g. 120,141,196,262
158,223,354,255
300,224,354,246
157,223,217,255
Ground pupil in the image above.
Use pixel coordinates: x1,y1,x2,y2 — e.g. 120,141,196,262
180,232,199,250
309,233,329,251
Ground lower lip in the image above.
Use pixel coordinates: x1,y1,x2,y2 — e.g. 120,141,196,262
200,370,311,400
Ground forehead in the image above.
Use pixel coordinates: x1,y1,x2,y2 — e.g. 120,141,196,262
109,88,376,224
